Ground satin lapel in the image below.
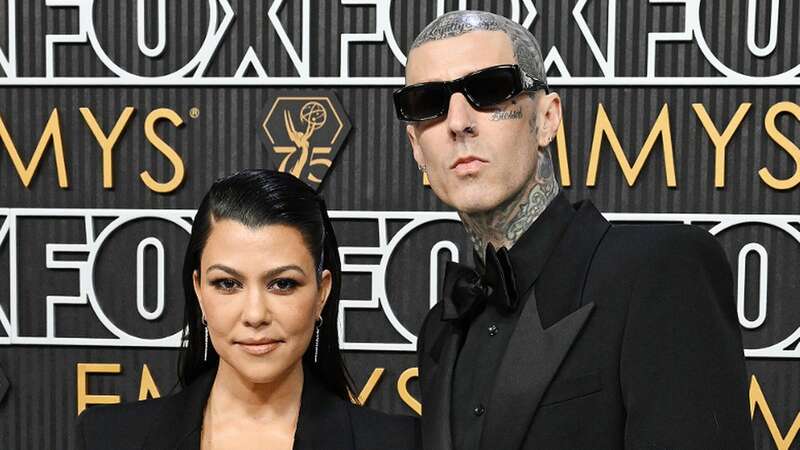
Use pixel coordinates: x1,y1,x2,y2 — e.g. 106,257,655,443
477,199,609,449
479,291,594,450
421,327,463,450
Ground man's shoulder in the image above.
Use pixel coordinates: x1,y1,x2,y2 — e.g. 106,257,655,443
600,222,724,266
585,222,732,308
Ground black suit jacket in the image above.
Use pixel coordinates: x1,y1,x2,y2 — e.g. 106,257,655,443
417,197,754,450
75,369,420,450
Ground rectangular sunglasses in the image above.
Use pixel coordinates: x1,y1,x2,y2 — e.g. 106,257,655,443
393,64,549,122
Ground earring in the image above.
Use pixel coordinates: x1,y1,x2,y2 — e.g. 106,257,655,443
417,164,426,173
202,316,209,362
313,317,323,364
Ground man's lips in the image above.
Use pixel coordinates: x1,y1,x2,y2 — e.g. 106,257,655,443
236,339,283,355
451,156,488,176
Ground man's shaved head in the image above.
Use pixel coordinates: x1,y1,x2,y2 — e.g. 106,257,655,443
410,10,546,84
403,9,562,244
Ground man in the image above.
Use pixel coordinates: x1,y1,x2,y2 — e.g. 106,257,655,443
395,10,754,450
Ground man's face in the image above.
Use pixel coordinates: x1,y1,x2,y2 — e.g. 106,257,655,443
405,31,551,214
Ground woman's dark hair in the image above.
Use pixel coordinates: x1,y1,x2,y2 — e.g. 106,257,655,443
178,169,355,400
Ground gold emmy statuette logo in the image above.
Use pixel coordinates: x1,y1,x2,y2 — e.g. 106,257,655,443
259,92,351,190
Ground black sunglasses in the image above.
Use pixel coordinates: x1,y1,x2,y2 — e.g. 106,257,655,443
393,64,548,122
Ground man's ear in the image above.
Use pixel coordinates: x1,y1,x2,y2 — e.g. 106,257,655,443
406,124,426,169
537,92,562,147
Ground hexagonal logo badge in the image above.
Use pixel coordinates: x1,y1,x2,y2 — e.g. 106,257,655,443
259,91,351,191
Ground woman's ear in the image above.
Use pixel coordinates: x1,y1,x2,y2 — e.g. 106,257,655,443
193,270,206,318
316,269,333,319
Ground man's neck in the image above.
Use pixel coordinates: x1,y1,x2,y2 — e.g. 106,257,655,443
459,149,560,258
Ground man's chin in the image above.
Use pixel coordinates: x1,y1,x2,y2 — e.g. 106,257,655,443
449,195,504,215
430,178,504,213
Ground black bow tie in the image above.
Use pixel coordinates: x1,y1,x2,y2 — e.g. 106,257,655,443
441,243,520,322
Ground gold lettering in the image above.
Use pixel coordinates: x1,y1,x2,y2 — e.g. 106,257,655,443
0,108,68,188
586,103,676,187
750,374,800,449
555,120,571,187
138,364,161,401
397,367,421,415
140,108,185,193
307,147,332,184
76,363,121,415
274,146,299,173
80,107,135,189
351,368,384,406
760,101,800,190
692,103,751,188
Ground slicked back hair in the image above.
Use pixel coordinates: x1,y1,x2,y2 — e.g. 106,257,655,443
178,170,355,401
410,10,546,84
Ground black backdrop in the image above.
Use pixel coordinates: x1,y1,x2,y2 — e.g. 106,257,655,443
0,1,799,448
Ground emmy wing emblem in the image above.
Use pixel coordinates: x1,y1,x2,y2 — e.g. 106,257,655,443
260,92,351,190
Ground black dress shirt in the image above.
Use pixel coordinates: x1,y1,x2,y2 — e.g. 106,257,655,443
450,192,574,450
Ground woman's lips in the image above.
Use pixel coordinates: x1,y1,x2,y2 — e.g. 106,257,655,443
237,341,282,355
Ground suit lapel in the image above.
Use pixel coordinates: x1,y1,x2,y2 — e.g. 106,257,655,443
479,199,610,450
420,324,463,450
479,292,594,450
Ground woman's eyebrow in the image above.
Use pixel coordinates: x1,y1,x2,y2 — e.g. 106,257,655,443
206,264,243,278
206,264,306,278
264,265,306,278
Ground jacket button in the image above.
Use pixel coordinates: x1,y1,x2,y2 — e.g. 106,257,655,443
488,324,498,336
473,404,485,416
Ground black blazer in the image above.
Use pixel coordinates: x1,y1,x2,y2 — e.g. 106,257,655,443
75,369,420,450
417,196,754,450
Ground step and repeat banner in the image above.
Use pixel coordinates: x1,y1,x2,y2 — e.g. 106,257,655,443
0,1,798,448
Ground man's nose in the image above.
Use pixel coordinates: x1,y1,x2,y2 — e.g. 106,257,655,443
446,93,477,139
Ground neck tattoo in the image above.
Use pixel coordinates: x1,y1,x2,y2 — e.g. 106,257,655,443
460,147,559,258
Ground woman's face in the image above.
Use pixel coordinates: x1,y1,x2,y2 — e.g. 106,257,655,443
193,220,331,384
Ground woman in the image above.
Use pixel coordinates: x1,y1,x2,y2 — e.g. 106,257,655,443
75,170,420,450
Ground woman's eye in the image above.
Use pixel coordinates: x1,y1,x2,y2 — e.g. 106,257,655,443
269,278,299,293
211,278,240,292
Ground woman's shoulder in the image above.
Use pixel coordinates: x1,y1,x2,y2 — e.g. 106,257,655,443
75,372,213,450
75,395,174,449
346,401,418,430
345,403,420,450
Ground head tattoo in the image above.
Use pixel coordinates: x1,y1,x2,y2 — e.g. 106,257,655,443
408,11,560,257
410,10,547,85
